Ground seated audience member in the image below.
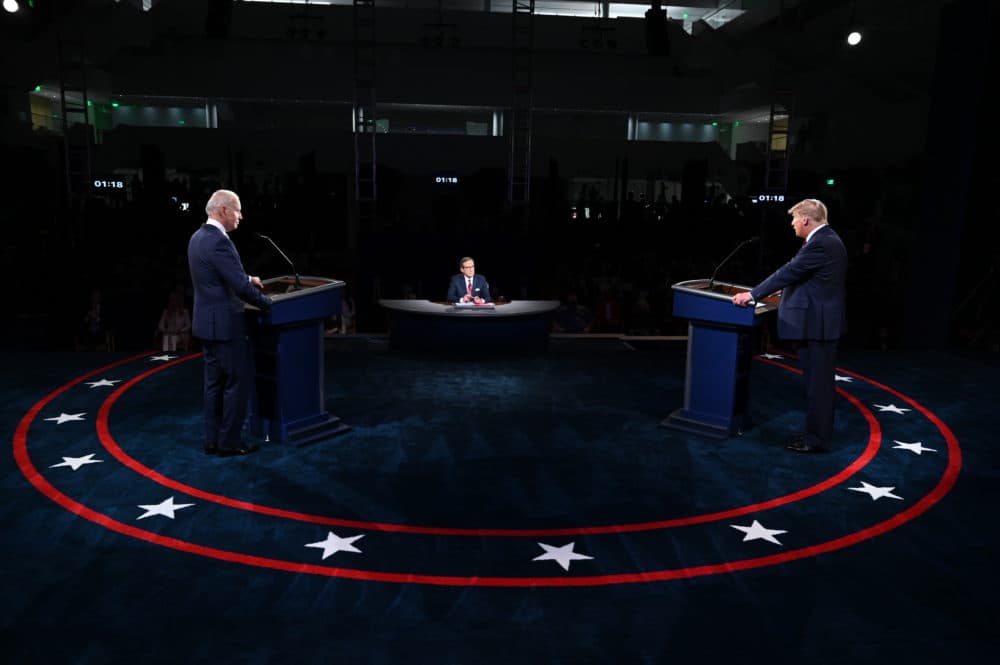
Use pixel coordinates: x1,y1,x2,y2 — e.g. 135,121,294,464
158,291,192,351
553,292,593,333
593,287,623,333
76,288,112,351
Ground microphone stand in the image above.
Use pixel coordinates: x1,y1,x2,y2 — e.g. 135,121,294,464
708,236,759,290
254,232,303,290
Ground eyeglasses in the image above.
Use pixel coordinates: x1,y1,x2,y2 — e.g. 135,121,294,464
461,265,475,270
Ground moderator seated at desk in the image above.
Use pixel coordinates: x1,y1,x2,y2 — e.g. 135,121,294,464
379,299,560,353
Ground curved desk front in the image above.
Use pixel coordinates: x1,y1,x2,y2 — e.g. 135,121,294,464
379,299,560,353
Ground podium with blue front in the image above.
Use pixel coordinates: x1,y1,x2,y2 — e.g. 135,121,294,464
664,279,779,438
247,275,350,446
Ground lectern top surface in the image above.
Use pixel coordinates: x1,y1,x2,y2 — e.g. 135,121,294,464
673,279,780,310
260,275,345,300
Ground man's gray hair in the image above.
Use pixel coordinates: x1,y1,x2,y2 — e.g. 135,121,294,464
205,189,238,216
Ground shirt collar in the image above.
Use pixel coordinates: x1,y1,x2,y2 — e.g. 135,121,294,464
805,223,828,243
206,218,227,234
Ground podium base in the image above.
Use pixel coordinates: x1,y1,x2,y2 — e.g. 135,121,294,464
661,409,751,440
250,412,352,447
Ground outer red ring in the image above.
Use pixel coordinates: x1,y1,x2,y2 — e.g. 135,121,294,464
13,353,960,587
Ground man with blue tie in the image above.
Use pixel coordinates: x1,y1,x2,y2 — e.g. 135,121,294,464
447,256,492,304
188,189,273,457
732,198,848,453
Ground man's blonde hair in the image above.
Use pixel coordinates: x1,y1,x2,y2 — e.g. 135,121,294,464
788,198,828,225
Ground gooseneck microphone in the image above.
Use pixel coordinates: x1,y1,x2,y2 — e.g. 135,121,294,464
253,232,303,290
707,236,759,289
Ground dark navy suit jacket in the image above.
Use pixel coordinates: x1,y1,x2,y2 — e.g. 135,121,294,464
750,225,848,341
447,274,491,303
188,223,272,340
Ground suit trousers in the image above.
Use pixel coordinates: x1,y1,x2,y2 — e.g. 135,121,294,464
201,330,252,449
798,339,838,448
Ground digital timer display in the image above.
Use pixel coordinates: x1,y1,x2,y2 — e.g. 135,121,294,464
92,180,126,189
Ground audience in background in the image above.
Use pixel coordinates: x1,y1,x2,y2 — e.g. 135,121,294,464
31,169,984,352
75,288,113,351
553,292,594,333
157,291,192,352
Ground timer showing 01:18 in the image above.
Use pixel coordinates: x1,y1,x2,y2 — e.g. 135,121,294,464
93,180,125,189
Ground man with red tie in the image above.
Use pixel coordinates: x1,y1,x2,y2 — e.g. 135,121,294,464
731,198,848,453
447,256,492,304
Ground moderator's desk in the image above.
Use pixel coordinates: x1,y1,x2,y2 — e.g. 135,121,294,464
380,299,560,353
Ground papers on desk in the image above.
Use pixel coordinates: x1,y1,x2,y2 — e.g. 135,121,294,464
755,301,767,308
453,302,496,309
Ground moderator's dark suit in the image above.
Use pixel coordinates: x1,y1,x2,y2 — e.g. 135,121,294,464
188,222,272,451
751,225,848,448
447,274,491,303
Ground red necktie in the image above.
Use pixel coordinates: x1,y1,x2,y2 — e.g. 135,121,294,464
467,279,472,296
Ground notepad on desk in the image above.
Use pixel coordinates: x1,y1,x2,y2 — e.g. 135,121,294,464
453,302,496,309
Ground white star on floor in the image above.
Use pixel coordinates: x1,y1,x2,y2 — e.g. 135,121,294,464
848,481,903,501
532,542,594,571
136,496,195,520
43,412,86,424
149,354,177,362
50,454,104,471
835,374,853,382
84,379,122,389
730,520,787,545
760,353,783,359
893,440,937,455
305,531,364,559
873,403,911,414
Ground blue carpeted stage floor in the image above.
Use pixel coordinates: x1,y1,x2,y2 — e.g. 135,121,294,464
2,339,998,663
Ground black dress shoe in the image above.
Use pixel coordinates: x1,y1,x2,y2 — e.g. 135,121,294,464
203,445,218,456
217,444,259,457
785,440,827,453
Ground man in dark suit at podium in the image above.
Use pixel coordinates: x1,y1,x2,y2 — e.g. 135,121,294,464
447,256,492,304
188,189,273,457
732,198,847,453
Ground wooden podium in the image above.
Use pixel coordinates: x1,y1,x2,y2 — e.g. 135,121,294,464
247,275,350,446
663,279,778,438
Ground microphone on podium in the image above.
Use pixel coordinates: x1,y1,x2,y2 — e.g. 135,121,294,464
707,236,759,289
253,232,303,290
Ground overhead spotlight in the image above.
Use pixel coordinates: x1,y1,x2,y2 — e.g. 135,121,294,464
3,0,20,14
846,30,862,46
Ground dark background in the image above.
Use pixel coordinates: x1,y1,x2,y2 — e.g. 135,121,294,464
0,0,997,352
